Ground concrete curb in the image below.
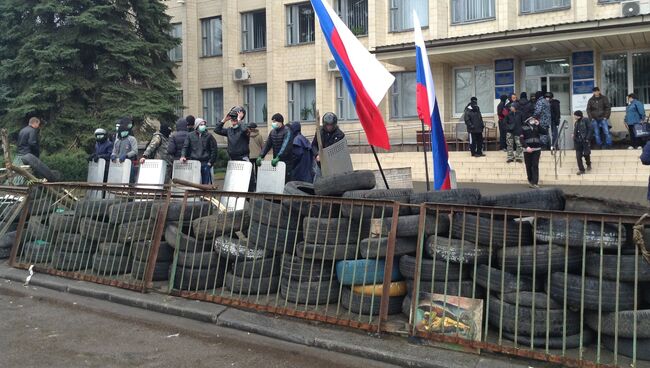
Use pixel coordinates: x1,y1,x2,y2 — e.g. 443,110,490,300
0,264,535,368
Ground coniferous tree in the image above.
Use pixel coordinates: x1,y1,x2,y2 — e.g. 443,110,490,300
0,0,180,152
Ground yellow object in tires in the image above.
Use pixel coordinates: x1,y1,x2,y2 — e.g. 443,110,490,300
352,281,407,297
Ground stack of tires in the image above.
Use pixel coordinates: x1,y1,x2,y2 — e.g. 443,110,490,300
279,252,338,305
131,241,174,282
49,208,93,272
19,195,58,264
0,198,22,259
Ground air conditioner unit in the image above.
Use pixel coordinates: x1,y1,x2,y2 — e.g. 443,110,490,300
233,68,250,82
327,59,339,72
621,0,650,17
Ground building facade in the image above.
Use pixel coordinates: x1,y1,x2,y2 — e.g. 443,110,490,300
165,0,650,142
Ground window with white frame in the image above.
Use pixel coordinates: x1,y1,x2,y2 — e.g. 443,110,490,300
520,0,570,14
169,23,183,61
201,17,222,57
242,10,266,52
243,84,268,124
288,80,316,121
202,88,223,127
451,0,495,24
336,0,368,36
390,72,418,119
286,3,315,45
174,90,184,118
454,65,494,115
602,51,650,107
389,0,429,32
336,78,358,121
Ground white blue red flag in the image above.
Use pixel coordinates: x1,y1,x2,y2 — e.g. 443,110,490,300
413,11,451,190
310,0,394,150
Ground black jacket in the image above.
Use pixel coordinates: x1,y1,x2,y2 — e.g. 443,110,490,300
312,126,345,153
518,98,534,121
463,103,484,134
505,111,524,136
521,122,548,149
573,117,593,144
550,99,561,126
587,95,611,120
17,125,40,157
215,121,250,160
260,125,292,162
168,118,189,160
181,131,218,165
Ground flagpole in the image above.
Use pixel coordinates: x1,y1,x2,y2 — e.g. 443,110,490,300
420,120,431,191
370,146,390,189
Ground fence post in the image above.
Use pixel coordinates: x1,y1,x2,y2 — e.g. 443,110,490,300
377,202,401,332
143,187,172,290
9,188,32,267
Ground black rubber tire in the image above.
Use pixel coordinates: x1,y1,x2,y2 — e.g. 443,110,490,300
279,278,339,305
536,218,627,249
426,235,490,264
117,218,157,243
55,233,95,253
302,217,359,245
166,201,212,223
281,254,333,282
451,213,533,248
176,250,220,269
340,287,404,315
20,241,53,263
75,199,126,220
92,253,131,275
0,247,10,259
26,216,49,241
248,221,302,254
359,237,417,258
549,272,636,312
407,280,485,299
107,201,164,224
214,236,271,261
165,224,211,252
232,256,281,278
171,265,226,291
283,181,324,217
565,194,648,216
96,242,130,256
131,259,170,281
399,254,468,281
409,189,482,214
374,214,450,238
585,253,650,282
53,251,91,271
473,265,533,294
602,335,650,361
48,211,81,234
297,242,357,261
501,292,562,310
0,231,16,250
497,245,582,275
249,199,301,229
479,188,565,211
341,189,412,219
21,153,58,181
224,272,280,294
131,241,173,263
488,296,580,337
79,218,118,243
502,330,595,349
27,196,56,216
192,210,250,240
586,310,650,339
313,170,376,197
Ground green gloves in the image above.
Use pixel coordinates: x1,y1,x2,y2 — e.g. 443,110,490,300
271,157,280,167
255,157,263,167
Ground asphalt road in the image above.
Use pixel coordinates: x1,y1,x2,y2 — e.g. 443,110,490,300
0,284,397,368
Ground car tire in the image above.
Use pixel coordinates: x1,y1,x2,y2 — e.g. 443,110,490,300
302,217,360,245
92,253,131,275
117,219,157,243
107,201,164,224
48,211,81,234
399,254,468,281
224,272,281,295
231,256,281,278
497,244,582,275
335,259,400,286
297,242,357,261
249,199,301,229
488,295,580,337
20,241,53,263
585,253,650,282
585,310,650,339
426,235,491,264
165,223,211,252
373,214,450,238
171,265,226,291
602,335,650,361
473,265,533,294
214,236,271,262
281,253,333,282
79,218,118,243
549,272,635,312
192,210,250,240
340,286,403,315
535,218,627,249
248,220,301,255
96,242,130,257
359,237,417,259
283,181,324,216
314,170,376,197
131,241,173,263
279,277,339,305
479,188,565,211
502,330,594,349
53,251,91,271
131,259,170,281
451,213,533,248
409,189,481,214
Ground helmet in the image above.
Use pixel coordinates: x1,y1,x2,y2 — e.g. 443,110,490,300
228,106,246,121
94,128,107,136
322,112,338,126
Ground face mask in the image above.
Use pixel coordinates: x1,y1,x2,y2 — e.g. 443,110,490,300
96,134,106,141
271,122,279,130
120,131,129,138
198,125,207,133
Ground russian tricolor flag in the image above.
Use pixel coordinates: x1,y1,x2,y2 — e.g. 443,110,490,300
413,12,451,191
311,0,394,150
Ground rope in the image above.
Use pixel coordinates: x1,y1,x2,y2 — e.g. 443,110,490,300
632,213,650,264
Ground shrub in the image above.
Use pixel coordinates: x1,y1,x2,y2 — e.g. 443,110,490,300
41,150,88,182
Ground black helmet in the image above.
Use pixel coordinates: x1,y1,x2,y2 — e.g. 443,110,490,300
322,112,338,126
228,106,246,121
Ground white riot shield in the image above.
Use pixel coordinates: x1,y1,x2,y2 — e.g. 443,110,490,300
171,160,202,196
321,137,353,177
255,161,286,194
137,159,166,188
87,159,107,199
372,167,413,189
220,161,252,211
106,160,132,199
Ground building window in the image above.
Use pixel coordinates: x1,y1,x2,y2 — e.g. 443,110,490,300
602,51,650,107
336,0,368,36
451,0,495,24
390,72,417,119
287,3,315,45
201,17,222,57
174,90,184,118
390,0,429,32
202,88,223,127
288,80,316,121
336,78,358,121
243,84,268,124
242,10,266,52
454,65,494,115
169,23,183,61
520,0,570,14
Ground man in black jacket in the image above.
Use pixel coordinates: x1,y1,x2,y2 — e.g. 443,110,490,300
549,92,561,149
573,110,594,175
521,117,548,188
181,118,218,185
17,117,42,157
505,103,524,163
312,112,345,163
215,106,250,161
463,97,485,157
518,92,534,121
256,113,292,179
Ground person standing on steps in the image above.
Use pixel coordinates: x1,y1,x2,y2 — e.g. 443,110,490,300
215,106,249,161
505,102,524,163
256,113,293,181
181,118,218,185
464,97,485,157
533,91,552,149
518,92,534,121
497,95,509,151
549,92,561,150
625,93,646,150
521,117,548,189
586,87,612,149
572,110,594,176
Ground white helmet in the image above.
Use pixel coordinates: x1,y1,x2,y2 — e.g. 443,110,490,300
94,128,107,136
